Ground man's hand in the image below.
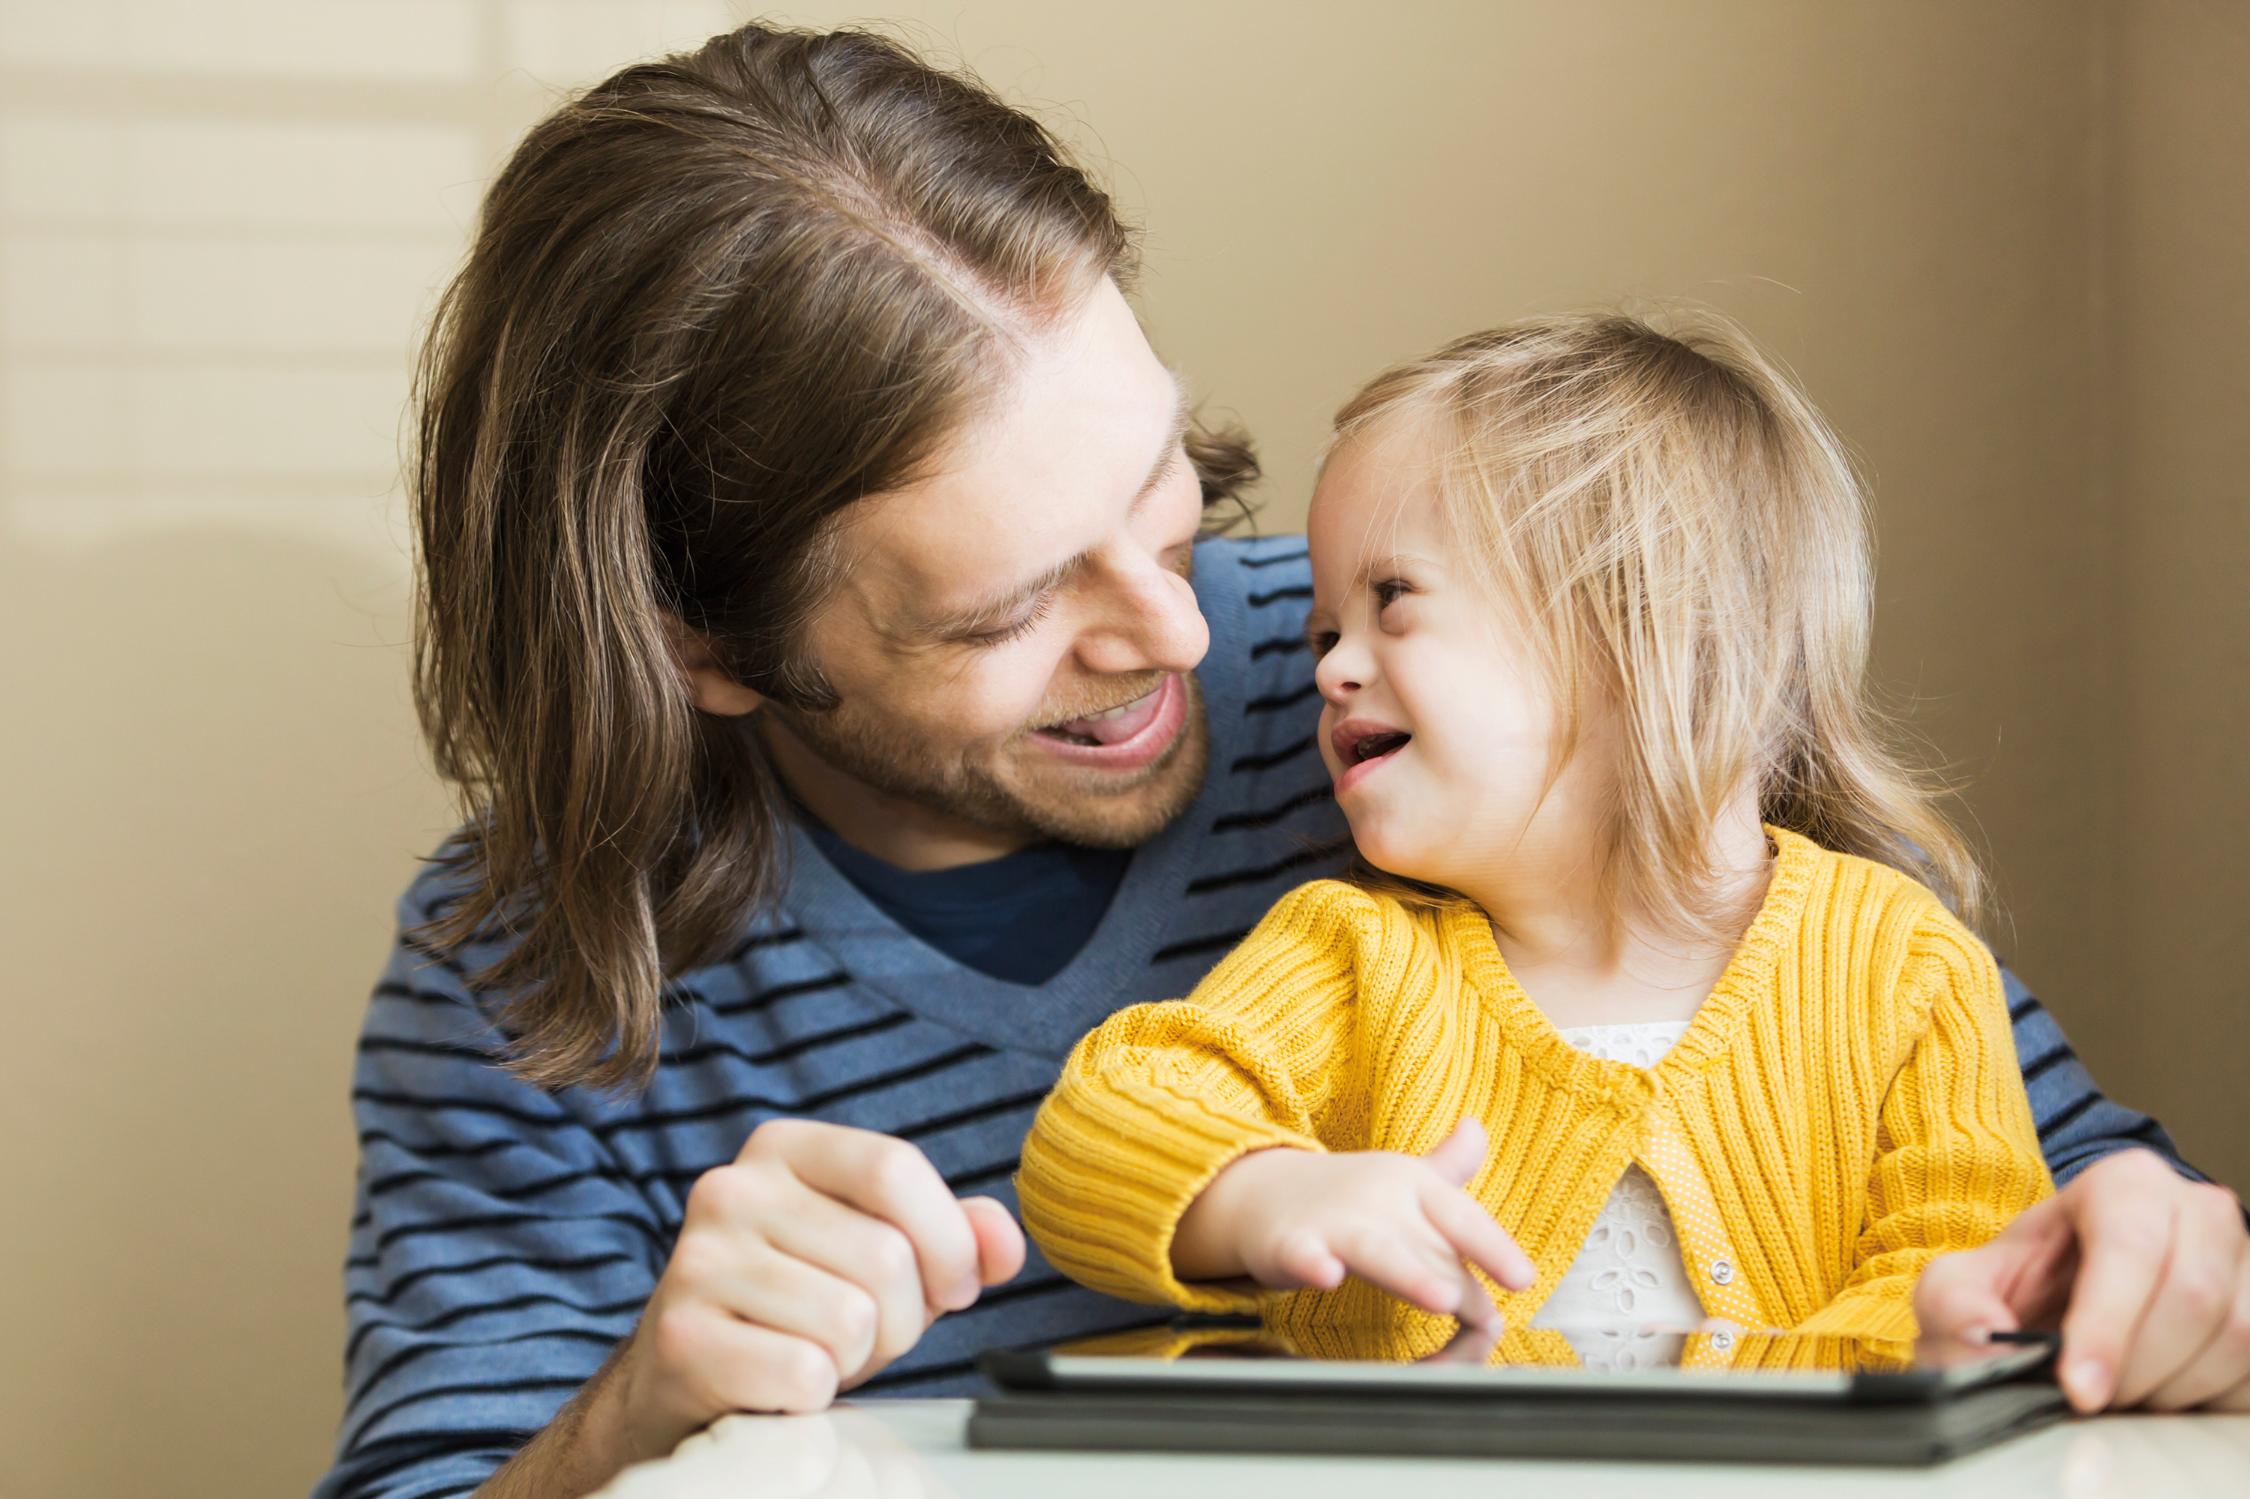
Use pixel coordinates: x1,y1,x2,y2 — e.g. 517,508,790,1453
479,1119,1024,1498
1915,1149,2250,1412
1172,1119,1535,1330
624,1119,1025,1427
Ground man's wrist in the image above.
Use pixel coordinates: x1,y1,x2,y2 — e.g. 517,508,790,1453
2068,1147,2248,1233
475,1339,643,1499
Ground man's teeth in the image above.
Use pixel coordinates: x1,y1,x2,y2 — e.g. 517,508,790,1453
1046,688,1157,731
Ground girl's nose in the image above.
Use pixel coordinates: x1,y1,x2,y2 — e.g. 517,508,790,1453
1314,636,1368,703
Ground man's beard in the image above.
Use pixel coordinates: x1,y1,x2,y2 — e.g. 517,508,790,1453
763,672,1209,849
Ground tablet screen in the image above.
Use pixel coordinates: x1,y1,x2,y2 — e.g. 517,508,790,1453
993,1318,2056,1404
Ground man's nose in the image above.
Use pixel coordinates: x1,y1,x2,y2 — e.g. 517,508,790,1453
1077,558,1209,677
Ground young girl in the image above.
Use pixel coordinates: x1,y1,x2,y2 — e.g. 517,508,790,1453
1016,312,2052,1371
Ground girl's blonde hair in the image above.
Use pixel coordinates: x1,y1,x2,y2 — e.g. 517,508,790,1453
1332,310,1984,940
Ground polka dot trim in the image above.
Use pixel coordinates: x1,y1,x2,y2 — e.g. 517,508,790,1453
1639,1115,1766,1334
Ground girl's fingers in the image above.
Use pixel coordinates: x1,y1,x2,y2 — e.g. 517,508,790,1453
1437,1252,1504,1331
1415,1120,1529,1304
1417,1241,1502,1331
1420,1119,1489,1187
1262,1227,1347,1290
1332,1224,1500,1329
1421,1181,1536,1291
1331,1226,1453,1316
1425,1318,1503,1364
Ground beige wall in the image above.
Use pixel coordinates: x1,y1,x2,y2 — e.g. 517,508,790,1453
0,3,2239,1494
2107,1,2250,1198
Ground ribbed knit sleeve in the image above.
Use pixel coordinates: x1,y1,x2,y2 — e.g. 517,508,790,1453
1793,903,2054,1345
1017,880,1397,1312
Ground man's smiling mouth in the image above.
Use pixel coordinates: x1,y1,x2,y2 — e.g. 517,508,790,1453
1035,683,1165,747
1026,674,1188,771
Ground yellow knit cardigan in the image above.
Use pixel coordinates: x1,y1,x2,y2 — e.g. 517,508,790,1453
1018,828,2052,1361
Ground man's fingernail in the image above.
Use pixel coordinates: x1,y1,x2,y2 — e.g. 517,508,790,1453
2063,1358,2108,1408
1964,1325,1994,1346
949,1278,980,1309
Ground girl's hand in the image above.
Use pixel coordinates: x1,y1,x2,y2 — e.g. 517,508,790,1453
1173,1119,1536,1330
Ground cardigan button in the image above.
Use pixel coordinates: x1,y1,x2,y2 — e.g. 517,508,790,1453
1710,1329,1735,1352
1709,1258,1735,1286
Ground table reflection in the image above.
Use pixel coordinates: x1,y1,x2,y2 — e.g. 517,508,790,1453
597,1407,955,1499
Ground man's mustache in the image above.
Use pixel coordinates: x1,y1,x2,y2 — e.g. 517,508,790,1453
1029,672,1172,730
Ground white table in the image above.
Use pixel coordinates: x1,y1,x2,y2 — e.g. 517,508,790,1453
595,1399,2250,1499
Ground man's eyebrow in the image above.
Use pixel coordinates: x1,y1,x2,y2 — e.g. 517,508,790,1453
1129,379,1194,514
907,377,1194,641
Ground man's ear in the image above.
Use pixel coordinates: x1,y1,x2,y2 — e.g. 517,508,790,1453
661,612,764,717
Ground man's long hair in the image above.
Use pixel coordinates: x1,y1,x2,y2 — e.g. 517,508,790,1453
410,23,1256,1091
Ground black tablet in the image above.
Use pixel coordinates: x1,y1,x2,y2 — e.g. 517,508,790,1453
970,1320,2068,1466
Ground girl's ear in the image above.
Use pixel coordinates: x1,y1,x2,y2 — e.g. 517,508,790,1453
661,612,765,717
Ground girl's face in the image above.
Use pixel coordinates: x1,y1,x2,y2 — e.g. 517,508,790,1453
1305,415,1612,895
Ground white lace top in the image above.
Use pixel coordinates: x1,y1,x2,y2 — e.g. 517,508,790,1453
1525,1020,1703,1370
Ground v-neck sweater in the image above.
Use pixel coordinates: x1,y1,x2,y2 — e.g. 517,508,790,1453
1019,827,2054,1355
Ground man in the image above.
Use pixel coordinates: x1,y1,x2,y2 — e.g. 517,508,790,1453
317,21,2250,1499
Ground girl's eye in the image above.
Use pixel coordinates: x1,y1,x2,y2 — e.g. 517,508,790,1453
968,595,1054,648
1372,578,1411,610
1306,629,1339,658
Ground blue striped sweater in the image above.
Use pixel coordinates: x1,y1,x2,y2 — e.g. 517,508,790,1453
316,535,2196,1498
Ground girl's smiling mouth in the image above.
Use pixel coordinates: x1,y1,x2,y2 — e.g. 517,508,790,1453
1330,717,1413,795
